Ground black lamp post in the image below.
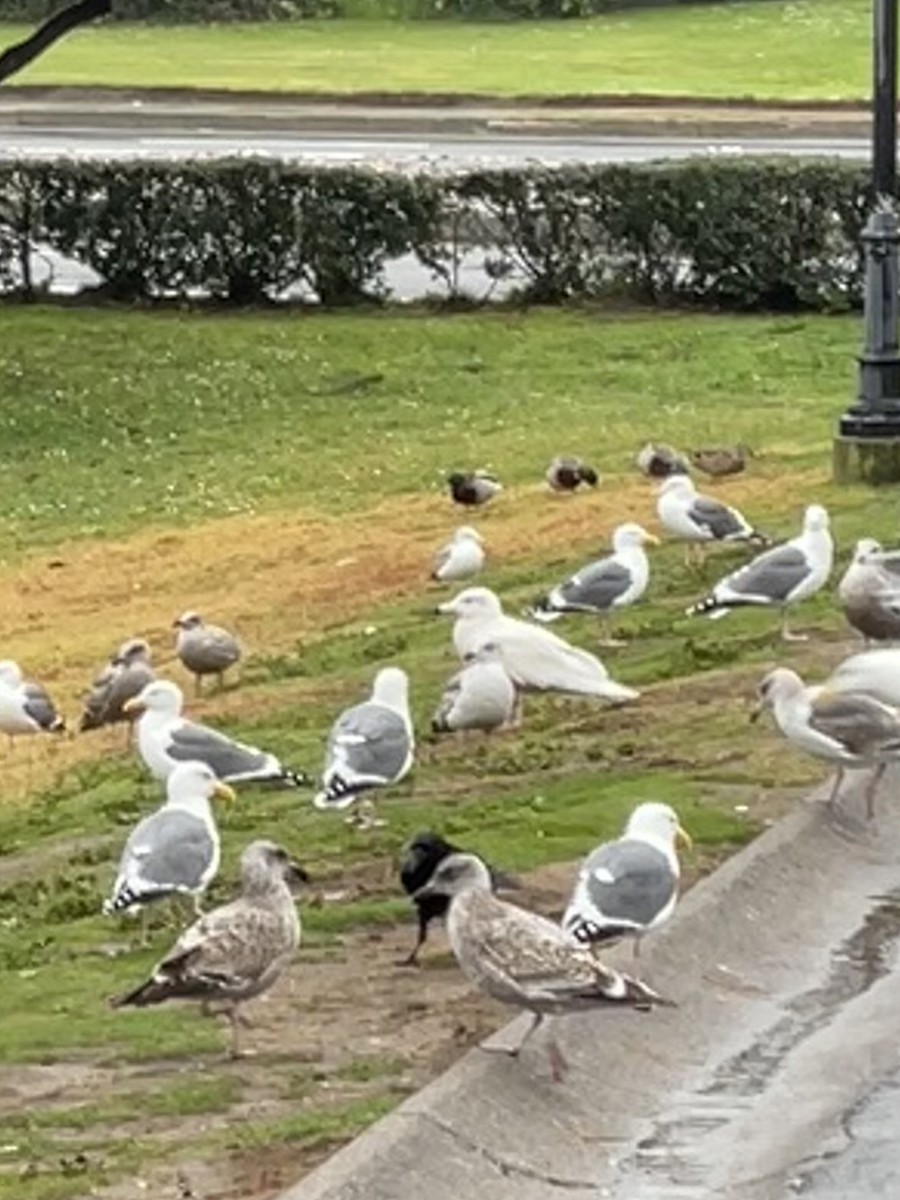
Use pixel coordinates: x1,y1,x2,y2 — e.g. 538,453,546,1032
834,0,900,482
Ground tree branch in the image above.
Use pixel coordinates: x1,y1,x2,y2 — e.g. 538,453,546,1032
0,0,112,86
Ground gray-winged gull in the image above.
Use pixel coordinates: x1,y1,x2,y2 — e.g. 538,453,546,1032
438,587,638,703
529,522,657,644
657,475,768,564
0,660,65,745
174,611,243,695
314,666,414,826
112,839,307,1057
432,642,517,734
562,802,691,958
104,761,235,919
686,504,833,640
753,666,900,818
546,456,599,493
826,648,900,708
447,471,502,508
838,538,900,643
431,526,485,584
124,680,306,787
415,852,671,1081
80,638,155,734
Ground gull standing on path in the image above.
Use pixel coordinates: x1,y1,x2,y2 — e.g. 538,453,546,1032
431,527,485,584
104,761,235,919
79,638,155,734
686,504,833,641
112,840,307,1058
125,680,307,787
314,667,414,827
438,587,638,703
174,611,243,695
415,852,671,1082
838,538,900,643
656,475,768,564
562,803,691,958
753,666,900,818
431,642,517,734
529,523,657,644
0,660,65,747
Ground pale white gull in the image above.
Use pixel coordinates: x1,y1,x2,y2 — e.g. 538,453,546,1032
432,642,517,734
438,587,638,703
826,648,900,708
431,526,485,584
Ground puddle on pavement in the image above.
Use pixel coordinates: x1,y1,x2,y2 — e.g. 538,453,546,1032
618,887,900,1194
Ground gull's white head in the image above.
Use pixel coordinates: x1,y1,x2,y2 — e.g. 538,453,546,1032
167,760,235,807
437,587,503,620
173,611,203,631
803,505,830,533
124,678,185,717
454,526,484,545
0,660,23,687
371,666,410,711
756,666,806,710
854,537,883,562
658,475,696,497
625,801,692,850
612,522,660,551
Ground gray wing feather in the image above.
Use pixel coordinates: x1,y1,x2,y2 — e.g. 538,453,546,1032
168,721,272,777
180,629,241,674
557,560,633,612
328,703,410,782
810,693,900,756
723,545,809,603
574,841,676,930
689,497,745,540
123,810,214,892
22,683,60,730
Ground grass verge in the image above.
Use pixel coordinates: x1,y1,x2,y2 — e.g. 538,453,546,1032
0,0,870,100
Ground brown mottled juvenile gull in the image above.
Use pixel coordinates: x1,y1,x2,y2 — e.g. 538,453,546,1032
112,840,307,1057
103,761,235,919
0,659,65,745
656,475,768,565
431,526,485,584
546,456,599,493
416,852,671,1081
174,611,243,695
529,523,657,644
689,445,752,479
562,803,691,958
80,638,155,733
438,587,638,703
686,505,833,641
124,680,307,787
314,667,414,826
752,666,900,818
838,538,900,644
432,643,517,735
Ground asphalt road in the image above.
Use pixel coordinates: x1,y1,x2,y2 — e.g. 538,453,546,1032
0,126,872,165
797,1074,900,1198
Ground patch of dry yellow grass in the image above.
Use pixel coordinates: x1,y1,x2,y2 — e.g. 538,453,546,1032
0,468,825,800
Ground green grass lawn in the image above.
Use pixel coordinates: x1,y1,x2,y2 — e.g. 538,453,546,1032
0,0,870,99
0,304,885,1198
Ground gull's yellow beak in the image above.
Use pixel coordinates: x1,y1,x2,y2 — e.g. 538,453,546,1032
213,781,236,804
122,697,144,716
676,824,693,851
644,532,661,546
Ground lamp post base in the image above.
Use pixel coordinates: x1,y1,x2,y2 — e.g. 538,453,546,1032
833,433,900,484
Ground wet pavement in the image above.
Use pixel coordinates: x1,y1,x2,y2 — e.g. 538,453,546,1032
796,1075,900,1199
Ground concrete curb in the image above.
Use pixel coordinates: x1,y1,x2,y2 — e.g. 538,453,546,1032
0,92,873,140
282,773,900,1199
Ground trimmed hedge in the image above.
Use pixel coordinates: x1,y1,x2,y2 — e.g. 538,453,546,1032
0,157,871,309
